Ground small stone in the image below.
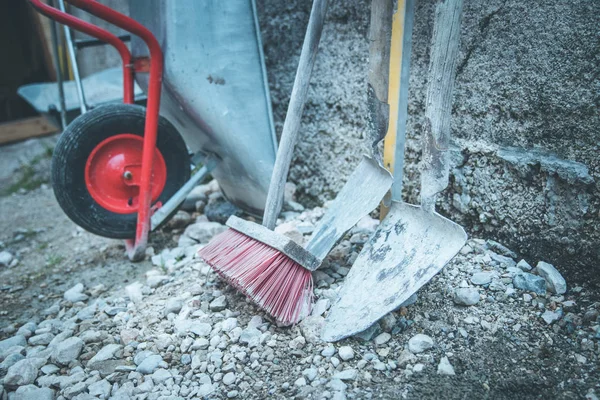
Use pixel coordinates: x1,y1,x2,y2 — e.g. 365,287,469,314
303,367,318,382
190,322,212,337
227,390,239,398
4,358,45,387
516,259,533,271
0,251,13,266
374,332,391,345
583,310,599,323
437,356,456,375
322,345,335,357
470,272,493,286
0,335,26,355
453,288,480,306
63,283,88,303
408,334,434,354
327,379,348,392
210,295,228,312
380,313,397,332
541,310,562,324
164,298,183,315
181,354,192,365
338,346,354,361
28,333,54,346
52,337,84,365
88,344,122,368
120,329,139,345
333,369,357,381
152,368,172,383
13,385,54,400
397,350,417,366
412,363,425,373
223,372,236,386
294,377,307,387
183,221,227,244
513,272,546,295
136,354,163,374
40,364,59,375
239,328,261,348
536,261,567,294
289,336,306,350
88,379,111,398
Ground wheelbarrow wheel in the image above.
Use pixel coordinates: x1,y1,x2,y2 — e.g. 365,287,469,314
52,103,190,239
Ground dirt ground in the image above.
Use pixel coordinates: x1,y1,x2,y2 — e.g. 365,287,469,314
0,186,169,325
0,141,599,400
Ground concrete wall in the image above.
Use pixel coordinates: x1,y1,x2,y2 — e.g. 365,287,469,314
257,0,600,282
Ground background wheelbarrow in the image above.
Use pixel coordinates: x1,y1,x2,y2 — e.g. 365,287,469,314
26,0,277,260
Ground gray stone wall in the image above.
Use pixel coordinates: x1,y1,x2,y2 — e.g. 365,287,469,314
257,0,600,281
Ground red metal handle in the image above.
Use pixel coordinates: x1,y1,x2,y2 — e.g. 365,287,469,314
65,0,164,260
27,0,134,104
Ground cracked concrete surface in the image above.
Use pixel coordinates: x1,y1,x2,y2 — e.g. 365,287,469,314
257,0,600,282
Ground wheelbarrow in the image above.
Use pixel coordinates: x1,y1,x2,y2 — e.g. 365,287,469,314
26,0,277,261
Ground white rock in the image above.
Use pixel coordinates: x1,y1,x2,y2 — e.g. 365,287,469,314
222,372,236,386
289,336,306,350
125,282,144,303
120,329,139,345
408,334,434,354
516,259,533,271
52,337,84,365
136,354,163,374
453,288,480,306
321,345,335,357
338,346,354,361
412,363,425,373
437,356,456,375
221,318,238,332
88,379,111,398
294,377,307,387
374,332,391,345
4,358,45,387
13,385,54,400
536,261,567,294
333,369,357,381
210,296,228,312
164,298,183,315
239,328,261,348
88,344,121,367
27,333,54,346
0,251,13,267
152,368,172,383
183,221,227,244
63,283,88,303
190,322,212,337
0,335,26,355
303,367,318,382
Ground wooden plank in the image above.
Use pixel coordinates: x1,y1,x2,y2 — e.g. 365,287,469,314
0,116,59,145
28,0,57,81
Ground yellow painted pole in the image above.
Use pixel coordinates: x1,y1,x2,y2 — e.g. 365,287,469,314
381,0,414,219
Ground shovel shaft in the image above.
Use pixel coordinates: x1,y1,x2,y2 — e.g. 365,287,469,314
420,0,463,211
262,0,329,230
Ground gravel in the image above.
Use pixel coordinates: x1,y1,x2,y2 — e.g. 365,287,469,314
0,203,598,399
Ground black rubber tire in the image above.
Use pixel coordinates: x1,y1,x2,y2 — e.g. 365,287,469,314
52,104,190,239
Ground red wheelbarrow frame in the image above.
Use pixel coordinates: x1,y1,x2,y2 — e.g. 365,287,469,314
28,0,163,261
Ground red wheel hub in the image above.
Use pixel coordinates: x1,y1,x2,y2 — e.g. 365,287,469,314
85,134,167,214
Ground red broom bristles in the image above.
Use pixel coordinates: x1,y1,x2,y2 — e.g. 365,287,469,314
198,229,313,325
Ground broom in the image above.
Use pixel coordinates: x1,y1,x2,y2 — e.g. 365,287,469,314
199,0,329,325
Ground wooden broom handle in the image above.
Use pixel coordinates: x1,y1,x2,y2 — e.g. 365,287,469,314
262,0,329,230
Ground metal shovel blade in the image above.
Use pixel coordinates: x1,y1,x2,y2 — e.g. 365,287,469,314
322,200,467,342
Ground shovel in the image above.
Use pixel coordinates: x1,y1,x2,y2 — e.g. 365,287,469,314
323,0,467,342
